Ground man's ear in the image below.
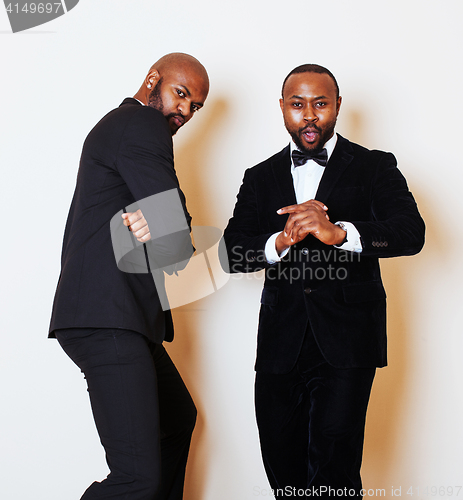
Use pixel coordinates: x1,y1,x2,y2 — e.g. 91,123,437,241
336,96,342,116
279,98,284,113
145,69,161,89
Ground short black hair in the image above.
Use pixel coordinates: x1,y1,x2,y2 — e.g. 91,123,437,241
281,64,339,100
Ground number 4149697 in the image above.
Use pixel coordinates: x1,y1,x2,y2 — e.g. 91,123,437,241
407,486,462,496
5,3,63,14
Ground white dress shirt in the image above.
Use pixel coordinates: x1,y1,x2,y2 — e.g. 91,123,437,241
265,133,362,263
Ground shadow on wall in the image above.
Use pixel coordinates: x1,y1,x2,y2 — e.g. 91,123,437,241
340,107,443,489
174,97,230,227
362,190,440,490
164,97,230,500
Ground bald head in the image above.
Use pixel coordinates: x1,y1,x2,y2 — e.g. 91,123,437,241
134,53,209,135
149,53,209,91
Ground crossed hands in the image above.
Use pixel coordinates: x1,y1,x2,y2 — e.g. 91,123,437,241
120,201,345,251
275,200,346,255
121,210,151,243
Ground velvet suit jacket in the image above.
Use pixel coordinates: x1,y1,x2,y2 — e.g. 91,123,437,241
223,134,425,373
49,98,193,343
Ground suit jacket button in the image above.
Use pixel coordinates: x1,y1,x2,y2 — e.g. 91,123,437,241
301,248,309,255
304,287,312,294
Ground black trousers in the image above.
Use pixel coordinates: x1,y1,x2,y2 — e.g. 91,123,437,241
56,328,196,500
255,328,376,498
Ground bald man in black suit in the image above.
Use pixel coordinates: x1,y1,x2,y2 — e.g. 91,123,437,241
49,53,209,500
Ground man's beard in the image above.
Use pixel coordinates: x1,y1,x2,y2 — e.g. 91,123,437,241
148,78,183,136
148,78,164,112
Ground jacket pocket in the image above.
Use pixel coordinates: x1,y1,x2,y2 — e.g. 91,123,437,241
342,281,386,303
260,287,279,306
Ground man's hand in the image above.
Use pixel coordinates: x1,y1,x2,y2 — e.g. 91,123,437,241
121,209,151,243
275,200,346,255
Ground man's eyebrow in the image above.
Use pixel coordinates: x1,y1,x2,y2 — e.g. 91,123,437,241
179,85,191,97
289,94,329,100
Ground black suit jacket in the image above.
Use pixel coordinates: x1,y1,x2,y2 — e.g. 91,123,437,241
49,98,193,343
223,134,425,373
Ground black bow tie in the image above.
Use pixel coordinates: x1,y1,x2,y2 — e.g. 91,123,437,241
292,148,328,167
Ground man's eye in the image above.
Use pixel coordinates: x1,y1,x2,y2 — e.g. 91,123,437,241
192,105,200,112
177,90,185,97
316,102,326,107
292,102,302,108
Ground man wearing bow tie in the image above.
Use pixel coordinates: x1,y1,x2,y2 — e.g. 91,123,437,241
223,65,425,497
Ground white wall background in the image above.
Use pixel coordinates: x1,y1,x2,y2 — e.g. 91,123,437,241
1,1,462,498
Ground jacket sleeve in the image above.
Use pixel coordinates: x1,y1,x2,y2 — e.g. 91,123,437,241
115,107,194,270
352,152,425,258
223,168,274,274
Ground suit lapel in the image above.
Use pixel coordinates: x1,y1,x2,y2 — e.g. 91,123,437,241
270,145,297,207
315,134,354,204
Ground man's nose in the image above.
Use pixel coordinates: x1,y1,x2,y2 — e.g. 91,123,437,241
177,101,191,120
303,105,316,122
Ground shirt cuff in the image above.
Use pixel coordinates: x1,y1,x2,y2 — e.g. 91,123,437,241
334,222,363,253
265,232,290,263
